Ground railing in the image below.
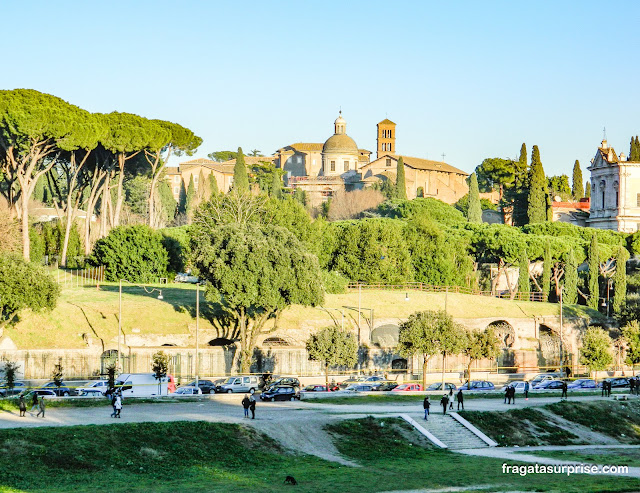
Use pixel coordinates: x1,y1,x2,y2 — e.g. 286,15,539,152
347,282,546,302
53,266,105,288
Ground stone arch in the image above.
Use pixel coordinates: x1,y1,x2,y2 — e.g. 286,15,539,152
391,358,407,370
488,321,516,373
208,337,234,347
262,337,291,347
538,324,561,368
371,324,400,347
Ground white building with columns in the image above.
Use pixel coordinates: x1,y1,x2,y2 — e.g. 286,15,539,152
587,139,640,232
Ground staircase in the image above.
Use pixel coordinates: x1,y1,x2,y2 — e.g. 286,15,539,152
408,413,491,449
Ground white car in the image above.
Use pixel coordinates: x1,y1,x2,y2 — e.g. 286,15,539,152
174,386,202,395
77,380,109,396
500,381,527,393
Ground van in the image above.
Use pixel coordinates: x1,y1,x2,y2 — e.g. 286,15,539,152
216,376,260,394
115,373,169,397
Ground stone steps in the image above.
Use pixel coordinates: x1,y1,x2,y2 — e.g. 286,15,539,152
415,413,490,449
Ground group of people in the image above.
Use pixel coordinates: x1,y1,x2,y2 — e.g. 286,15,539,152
629,377,640,395
17,393,46,418
241,394,257,419
504,385,517,404
422,388,464,420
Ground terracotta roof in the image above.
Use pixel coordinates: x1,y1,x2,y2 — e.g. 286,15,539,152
220,155,276,166
378,119,396,125
552,201,590,210
598,146,619,164
364,155,468,176
180,158,218,166
289,143,324,152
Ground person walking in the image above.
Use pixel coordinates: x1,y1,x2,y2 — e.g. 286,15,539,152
457,389,464,411
510,385,516,405
423,395,430,420
504,385,509,404
114,395,122,418
524,381,530,400
601,380,606,397
18,395,26,417
36,396,46,418
440,393,449,415
249,394,256,419
448,388,454,410
242,394,251,418
630,378,635,395
111,394,118,418
29,393,39,415
561,381,568,400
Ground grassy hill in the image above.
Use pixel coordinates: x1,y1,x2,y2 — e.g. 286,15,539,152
4,283,600,349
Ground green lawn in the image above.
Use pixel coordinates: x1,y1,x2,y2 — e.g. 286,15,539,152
517,448,640,468
0,419,638,493
4,282,599,349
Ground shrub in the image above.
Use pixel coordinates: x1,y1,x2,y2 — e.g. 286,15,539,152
321,270,349,294
160,226,191,275
377,198,466,226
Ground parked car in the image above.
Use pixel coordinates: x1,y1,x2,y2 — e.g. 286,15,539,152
530,373,564,386
392,383,423,392
264,377,300,392
173,386,202,395
372,381,399,392
344,384,375,392
599,377,629,388
426,382,457,391
182,379,217,394
458,381,495,391
532,379,564,390
216,376,260,394
21,389,57,399
174,272,199,283
500,381,527,393
40,381,76,396
0,381,27,397
302,385,328,392
115,373,169,397
567,378,596,389
337,377,360,389
77,380,109,396
360,376,386,383
260,386,300,402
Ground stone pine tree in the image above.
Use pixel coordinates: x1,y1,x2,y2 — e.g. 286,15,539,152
209,173,219,196
271,170,282,199
542,240,552,301
526,145,548,224
467,172,482,223
588,233,600,310
306,325,358,390
613,246,630,314
518,249,530,297
585,180,591,199
563,249,578,305
396,157,407,199
572,160,584,200
233,147,250,193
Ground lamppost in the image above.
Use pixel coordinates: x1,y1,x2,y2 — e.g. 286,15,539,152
195,283,200,388
118,279,163,372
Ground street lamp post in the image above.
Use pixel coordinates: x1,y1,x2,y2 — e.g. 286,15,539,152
195,283,200,388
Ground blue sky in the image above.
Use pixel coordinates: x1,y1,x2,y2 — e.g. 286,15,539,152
3,1,639,177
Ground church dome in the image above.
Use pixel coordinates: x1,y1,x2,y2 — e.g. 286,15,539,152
323,133,359,154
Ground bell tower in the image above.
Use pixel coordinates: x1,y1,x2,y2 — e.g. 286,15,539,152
377,119,396,159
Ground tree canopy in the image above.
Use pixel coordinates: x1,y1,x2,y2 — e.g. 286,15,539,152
306,325,358,389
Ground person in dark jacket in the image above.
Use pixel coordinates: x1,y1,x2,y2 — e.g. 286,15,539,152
242,395,251,418
457,389,464,410
30,392,39,414
249,394,256,419
510,385,516,404
524,381,530,400
423,395,430,420
36,396,46,418
561,381,568,400
18,395,26,417
440,394,449,415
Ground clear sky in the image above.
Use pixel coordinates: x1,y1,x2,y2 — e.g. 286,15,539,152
3,1,639,176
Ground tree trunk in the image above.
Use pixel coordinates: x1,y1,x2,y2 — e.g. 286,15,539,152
113,154,126,228
441,353,446,390
422,356,428,389
20,192,29,261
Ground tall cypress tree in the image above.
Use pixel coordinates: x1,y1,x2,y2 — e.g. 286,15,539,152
588,233,600,310
233,147,249,193
572,160,584,200
186,175,196,215
197,169,208,201
613,246,630,314
585,180,591,199
209,172,219,196
511,143,529,226
177,178,187,215
467,172,482,223
632,136,640,161
564,249,578,305
396,156,407,199
526,145,548,224
518,249,530,297
542,240,551,302
271,170,282,199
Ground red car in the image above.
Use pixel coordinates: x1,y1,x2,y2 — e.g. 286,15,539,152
392,383,423,392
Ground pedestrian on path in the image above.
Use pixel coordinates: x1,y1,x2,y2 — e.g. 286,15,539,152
18,395,26,417
249,394,256,419
510,386,516,405
457,389,464,410
29,393,39,414
440,394,449,415
423,395,430,420
602,380,606,397
113,395,122,418
561,381,568,400
448,388,454,410
242,394,251,418
505,385,512,405
36,396,46,418
504,385,509,404
524,381,529,400
630,378,635,395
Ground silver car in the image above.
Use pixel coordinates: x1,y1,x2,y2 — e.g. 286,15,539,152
216,376,260,394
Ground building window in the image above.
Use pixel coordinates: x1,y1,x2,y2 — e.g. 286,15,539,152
602,190,605,208
389,130,392,138
330,161,335,172
389,143,393,152
194,176,198,183
173,186,179,194
386,158,391,167
174,176,179,183
344,161,349,171
616,191,619,208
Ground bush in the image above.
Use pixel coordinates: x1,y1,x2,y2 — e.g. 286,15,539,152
377,198,466,226
160,226,191,275
321,270,349,294
88,225,168,282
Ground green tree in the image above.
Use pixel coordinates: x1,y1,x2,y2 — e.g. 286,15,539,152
52,358,64,390
585,180,591,199
186,175,196,217
563,249,578,305
88,225,169,283
2,360,19,394
572,160,584,200
463,328,501,382
395,157,407,199
157,181,177,224
475,157,514,199
306,325,358,390
232,147,249,193
511,143,529,226
0,254,59,329
579,327,613,378
177,178,187,216
588,233,600,310
209,173,219,196
526,145,548,224
397,310,468,388
197,169,208,202
190,220,324,373
622,320,640,372
630,136,640,162
207,150,237,162
151,351,170,395
547,175,571,201
467,172,482,224
542,240,551,301
270,169,282,199
613,246,630,314
518,249,530,296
